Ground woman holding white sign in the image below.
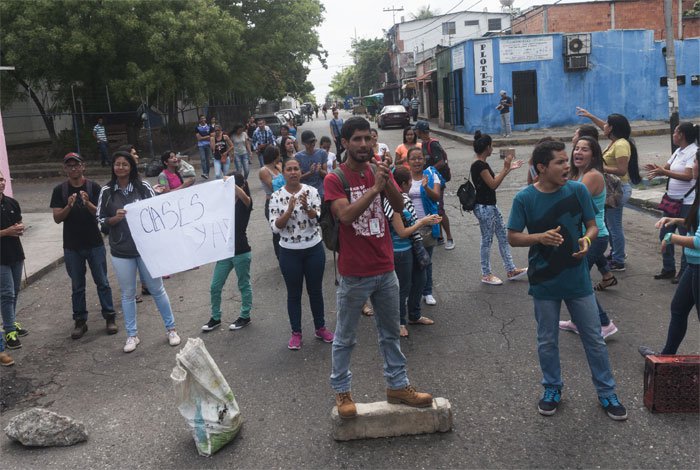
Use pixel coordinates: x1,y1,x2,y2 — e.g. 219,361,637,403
96,151,180,353
269,158,334,350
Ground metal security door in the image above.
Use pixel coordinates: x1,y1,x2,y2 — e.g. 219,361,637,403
512,70,538,125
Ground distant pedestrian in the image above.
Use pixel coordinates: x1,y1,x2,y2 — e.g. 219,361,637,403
269,158,333,350
210,125,234,179
252,118,276,168
410,96,419,122
325,117,433,419
50,152,117,339
394,127,421,169
245,116,257,139
96,151,181,353
469,131,527,286
400,96,410,113
497,90,512,137
0,170,28,351
231,124,253,180
329,109,344,158
93,117,110,166
319,136,337,170
508,140,627,421
203,172,254,332
195,115,213,179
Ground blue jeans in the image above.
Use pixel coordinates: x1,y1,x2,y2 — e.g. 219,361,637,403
661,263,700,354
210,252,252,321
264,199,281,260
331,271,409,393
533,294,617,396
0,261,23,334
64,245,115,321
234,153,250,180
98,141,110,165
198,145,212,176
605,182,632,264
256,152,264,168
110,256,176,337
474,204,517,276
213,158,230,179
394,249,425,325
421,245,434,296
278,242,325,332
660,204,691,274
586,235,611,326
500,112,511,136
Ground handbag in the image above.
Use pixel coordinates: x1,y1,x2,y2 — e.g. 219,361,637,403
604,174,623,208
658,187,694,217
411,238,431,270
457,178,476,212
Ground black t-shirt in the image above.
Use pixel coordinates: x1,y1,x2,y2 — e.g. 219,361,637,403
422,139,445,169
470,160,497,205
50,180,104,250
234,179,252,256
0,195,25,265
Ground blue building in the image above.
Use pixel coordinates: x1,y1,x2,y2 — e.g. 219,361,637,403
435,29,700,135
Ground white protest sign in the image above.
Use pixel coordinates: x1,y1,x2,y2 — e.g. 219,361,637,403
125,179,236,278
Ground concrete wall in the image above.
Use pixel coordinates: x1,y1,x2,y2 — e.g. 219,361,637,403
452,30,700,135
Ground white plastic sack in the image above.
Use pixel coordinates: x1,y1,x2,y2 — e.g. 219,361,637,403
171,338,242,456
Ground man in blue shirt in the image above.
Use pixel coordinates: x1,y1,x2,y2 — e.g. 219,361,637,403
497,90,512,137
195,115,212,179
329,110,344,159
252,118,276,168
507,140,627,421
295,130,327,197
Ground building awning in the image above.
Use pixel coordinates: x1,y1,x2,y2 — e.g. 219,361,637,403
401,82,416,90
416,71,433,82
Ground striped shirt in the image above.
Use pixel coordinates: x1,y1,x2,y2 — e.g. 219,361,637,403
93,123,107,142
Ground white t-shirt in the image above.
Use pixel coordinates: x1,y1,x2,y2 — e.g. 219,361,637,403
667,142,697,204
268,184,322,249
409,179,425,218
326,151,336,169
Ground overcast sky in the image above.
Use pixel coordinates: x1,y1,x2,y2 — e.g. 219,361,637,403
308,0,586,102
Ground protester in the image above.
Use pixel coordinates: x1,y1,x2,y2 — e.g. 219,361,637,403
93,116,110,166
269,158,333,349
245,116,257,139
258,146,285,260
389,167,441,337
645,122,698,283
50,152,117,339
497,91,513,137
325,116,433,418
508,141,627,421
287,119,298,139
639,150,699,357
576,108,641,271
296,130,327,198
406,147,442,310
319,136,337,170
329,109,344,158
96,151,180,353
231,124,253,180
210,125,234,179
276,125,298,150
0,170,28,350
394,127,421,169
156,151,194,193
203,172,254,332
370,128,391,165
469,131,527,285
280,136,297,164
195,114,213,179
252,118,276,168
558,136,618,339
414,120,454,250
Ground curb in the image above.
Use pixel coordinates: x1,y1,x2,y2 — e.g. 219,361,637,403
22,255,65,289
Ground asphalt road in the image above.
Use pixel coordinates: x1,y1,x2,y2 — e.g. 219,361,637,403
2,113,698,469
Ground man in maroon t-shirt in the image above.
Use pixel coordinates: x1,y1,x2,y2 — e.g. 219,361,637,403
324,117,433,419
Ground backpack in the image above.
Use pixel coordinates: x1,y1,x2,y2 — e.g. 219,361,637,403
425,139,451,182
457,178,476,212
319,168,351,252
61,179,100,207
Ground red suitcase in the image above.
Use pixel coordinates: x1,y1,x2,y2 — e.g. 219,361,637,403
643,355,699,413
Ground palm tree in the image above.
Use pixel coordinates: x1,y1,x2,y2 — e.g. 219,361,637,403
410,5,439,20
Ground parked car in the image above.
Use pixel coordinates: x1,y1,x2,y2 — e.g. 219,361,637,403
377,105,410,129
254,114,284,137
279,108,305,126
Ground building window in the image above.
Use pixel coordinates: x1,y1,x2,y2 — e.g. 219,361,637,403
487,18,502,31
464,20,480,26
442,22,456,35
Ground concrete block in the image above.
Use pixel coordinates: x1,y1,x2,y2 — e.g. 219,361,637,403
331,397,452,441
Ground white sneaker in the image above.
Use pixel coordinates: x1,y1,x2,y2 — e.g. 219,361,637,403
601,321,618,339
444,239,455,250
123,336,140,353
558,320,579,334
167,330,181,346
481,274,503,285
423,294,437,305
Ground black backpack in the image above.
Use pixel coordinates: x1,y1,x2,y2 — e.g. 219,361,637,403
319,168,351,252
425,139,451,182
457,178,476,212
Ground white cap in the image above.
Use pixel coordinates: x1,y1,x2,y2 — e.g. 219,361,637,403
500,90,507,95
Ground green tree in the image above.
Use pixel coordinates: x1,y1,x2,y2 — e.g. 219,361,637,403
329,66,357,98
410,5,439,20
329,37,391,98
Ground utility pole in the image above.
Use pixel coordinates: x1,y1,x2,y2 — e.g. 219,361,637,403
664,0,679,152
383,5,404,25
354,28,361,98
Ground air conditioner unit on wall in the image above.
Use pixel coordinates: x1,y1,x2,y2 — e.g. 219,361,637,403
565,54,589,71
564,33,591,56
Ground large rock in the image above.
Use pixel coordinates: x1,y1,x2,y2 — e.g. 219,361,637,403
4,408,88,447
331,397,453,441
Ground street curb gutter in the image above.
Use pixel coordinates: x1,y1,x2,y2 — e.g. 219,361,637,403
23,256,65,289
